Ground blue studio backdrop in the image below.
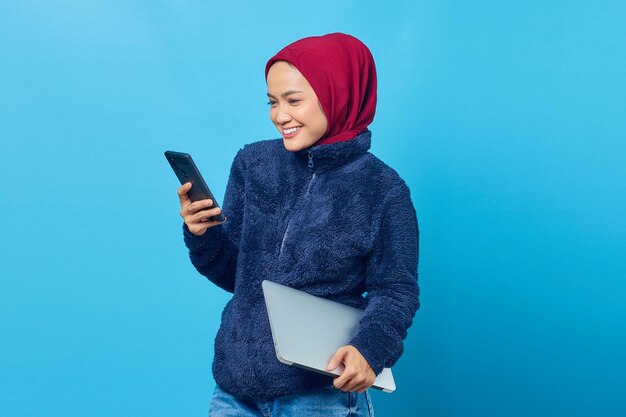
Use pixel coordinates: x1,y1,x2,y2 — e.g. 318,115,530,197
1,1,624,416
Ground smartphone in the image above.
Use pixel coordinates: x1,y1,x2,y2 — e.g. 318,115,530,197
164,150,226,223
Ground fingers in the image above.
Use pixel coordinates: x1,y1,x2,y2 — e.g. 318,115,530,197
330,347,354,390
333,368,353,390
184,213,225,237
345,374,374,392
344,380,361,392
327,347,349,372
177,183,225,236
335,368,360,391
189,206,222,223
184,198,214,216
330,346,376,392
356,383,371,393
184,206,223,234
335,372,375,392
177,182,192,206
185,219,224,237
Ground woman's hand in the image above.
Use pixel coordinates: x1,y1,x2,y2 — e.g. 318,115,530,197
178,182,225,236
326,345,376,393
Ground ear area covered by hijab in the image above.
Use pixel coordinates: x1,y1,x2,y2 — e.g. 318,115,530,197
265,32,378,146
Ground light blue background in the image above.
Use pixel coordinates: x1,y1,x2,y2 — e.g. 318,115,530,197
1,1,624,416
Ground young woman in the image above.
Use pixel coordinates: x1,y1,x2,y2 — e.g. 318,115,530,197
176,32,420,416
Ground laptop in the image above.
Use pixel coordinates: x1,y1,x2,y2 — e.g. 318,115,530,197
261,279,396,393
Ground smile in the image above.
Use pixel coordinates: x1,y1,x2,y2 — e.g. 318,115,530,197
283,126,301,134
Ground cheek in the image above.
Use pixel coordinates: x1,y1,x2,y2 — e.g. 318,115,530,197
306,108,326,132
298,104,319,124
319,114,328,132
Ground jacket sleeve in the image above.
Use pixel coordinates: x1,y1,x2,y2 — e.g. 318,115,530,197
349,182,420,376
181,148,246,293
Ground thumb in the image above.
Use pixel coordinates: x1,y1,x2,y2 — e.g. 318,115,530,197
326,347,348,371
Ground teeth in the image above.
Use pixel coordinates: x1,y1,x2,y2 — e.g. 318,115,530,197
284,127,300,134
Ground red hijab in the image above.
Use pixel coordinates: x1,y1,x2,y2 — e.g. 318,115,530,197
265,32,377,145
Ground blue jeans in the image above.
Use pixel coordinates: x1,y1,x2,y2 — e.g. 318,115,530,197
209,384,375,417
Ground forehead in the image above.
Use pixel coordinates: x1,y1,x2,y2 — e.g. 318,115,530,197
266,61,311,92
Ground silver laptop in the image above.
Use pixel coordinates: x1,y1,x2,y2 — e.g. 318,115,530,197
261,280,396,393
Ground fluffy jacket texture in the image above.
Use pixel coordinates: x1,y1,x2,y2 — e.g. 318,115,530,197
182,129,420,400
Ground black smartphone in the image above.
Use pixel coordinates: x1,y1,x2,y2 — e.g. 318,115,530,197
164,150,226,223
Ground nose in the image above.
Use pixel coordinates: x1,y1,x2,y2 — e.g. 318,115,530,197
275,106,292,124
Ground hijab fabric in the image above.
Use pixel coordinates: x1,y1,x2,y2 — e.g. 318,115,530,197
265,32,377,146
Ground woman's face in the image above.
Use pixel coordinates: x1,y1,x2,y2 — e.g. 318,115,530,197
266,61,328,152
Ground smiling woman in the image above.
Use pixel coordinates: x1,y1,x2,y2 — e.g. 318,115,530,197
266,61,328,152
177,32,420,417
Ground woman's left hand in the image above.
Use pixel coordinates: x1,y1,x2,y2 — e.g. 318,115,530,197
326,345,376,393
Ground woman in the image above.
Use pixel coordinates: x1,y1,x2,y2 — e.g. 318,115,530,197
177,32,420,416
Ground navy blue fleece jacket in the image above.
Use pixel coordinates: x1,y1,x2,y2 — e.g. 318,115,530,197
182,130,419,399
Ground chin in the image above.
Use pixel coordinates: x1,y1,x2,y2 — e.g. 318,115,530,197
283,136,323,152
282,138,309,152
282,139,301,152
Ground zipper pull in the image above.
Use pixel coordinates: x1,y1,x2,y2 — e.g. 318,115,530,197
308,152,314,169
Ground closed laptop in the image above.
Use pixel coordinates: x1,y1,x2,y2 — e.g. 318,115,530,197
261,279,396,393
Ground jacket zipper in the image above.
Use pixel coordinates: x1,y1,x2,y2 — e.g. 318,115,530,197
279,152,315,257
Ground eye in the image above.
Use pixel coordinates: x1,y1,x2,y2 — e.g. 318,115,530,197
267,100,277,107
288,99,300,105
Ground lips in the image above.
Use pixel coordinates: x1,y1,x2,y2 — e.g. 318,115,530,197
282,126,302,138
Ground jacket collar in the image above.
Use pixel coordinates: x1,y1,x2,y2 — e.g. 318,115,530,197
293,129,372,171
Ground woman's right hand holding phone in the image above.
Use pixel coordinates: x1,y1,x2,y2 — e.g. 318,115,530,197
178,182,224,237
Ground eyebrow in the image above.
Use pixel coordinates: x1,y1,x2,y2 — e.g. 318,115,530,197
266,90,304,98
